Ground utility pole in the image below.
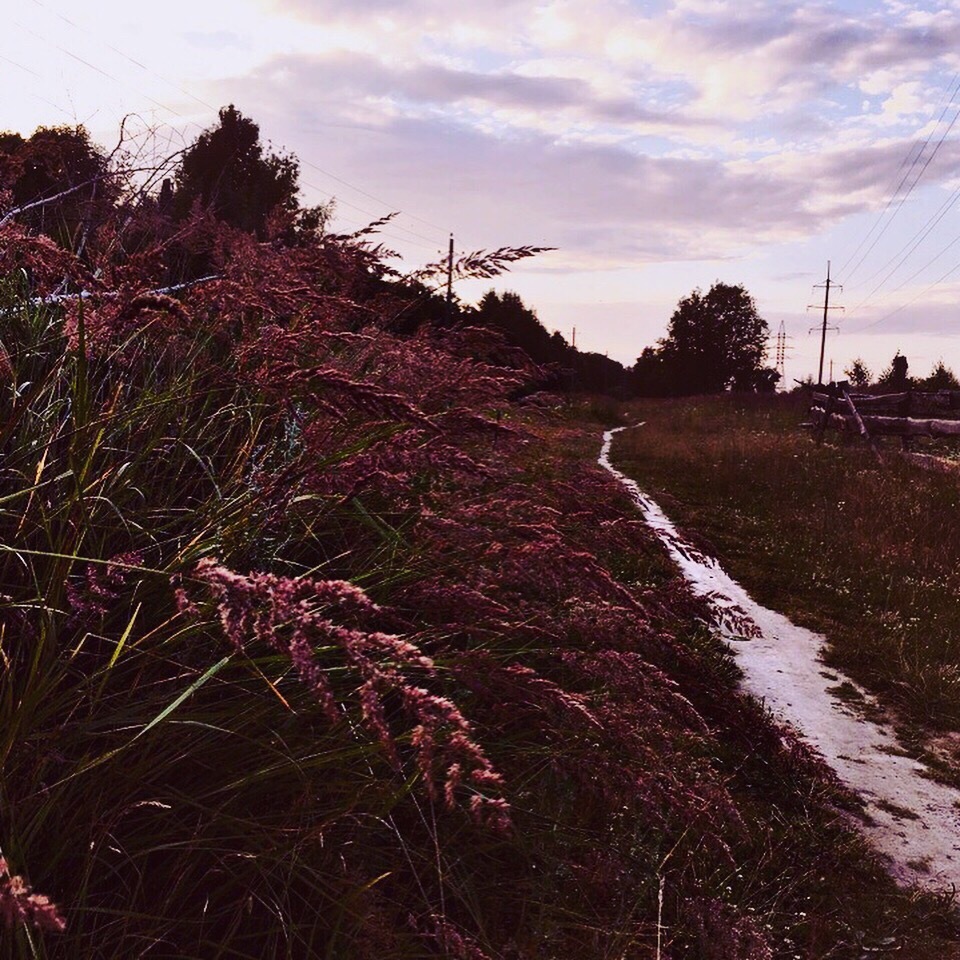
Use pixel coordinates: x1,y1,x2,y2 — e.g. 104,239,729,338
808,261,844,385
445,234,454,323
572,326,576,349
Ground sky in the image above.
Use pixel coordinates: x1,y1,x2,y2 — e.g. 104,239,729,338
7,0,960,384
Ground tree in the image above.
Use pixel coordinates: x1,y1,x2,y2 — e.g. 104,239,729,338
632,346,675,397
173,105,300,240
844,358,872,388
0,125,117,250
922,359,960,390
472,290,562,362
877,352,911,391
656,282,768,394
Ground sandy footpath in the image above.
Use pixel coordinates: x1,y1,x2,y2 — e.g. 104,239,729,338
601,425,960,890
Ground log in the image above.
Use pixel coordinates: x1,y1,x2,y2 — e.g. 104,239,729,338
846,392,911,407
843,391,960,417
813,411,960,437
843,391,882,463
865,415,960,437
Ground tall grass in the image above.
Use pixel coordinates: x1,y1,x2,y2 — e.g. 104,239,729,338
0,227,957,958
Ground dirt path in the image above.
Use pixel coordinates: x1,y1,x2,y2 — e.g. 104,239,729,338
601,425,960,891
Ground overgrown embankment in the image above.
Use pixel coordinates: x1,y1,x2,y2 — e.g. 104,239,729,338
1,219,958,957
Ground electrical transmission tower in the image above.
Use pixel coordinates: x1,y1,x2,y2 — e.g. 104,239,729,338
775,321,786,380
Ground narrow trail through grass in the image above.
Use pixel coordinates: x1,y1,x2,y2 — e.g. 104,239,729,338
602,424,960,892
611,396,960,770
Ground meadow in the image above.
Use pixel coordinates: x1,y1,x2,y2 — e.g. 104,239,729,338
612,394,960,752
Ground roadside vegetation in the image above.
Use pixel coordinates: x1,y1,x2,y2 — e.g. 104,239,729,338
612,393,960,742
1,110,959,957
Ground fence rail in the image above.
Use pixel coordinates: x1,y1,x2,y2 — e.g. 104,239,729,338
807,384,960,466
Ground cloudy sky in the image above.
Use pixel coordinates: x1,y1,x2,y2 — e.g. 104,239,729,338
7,0,960,382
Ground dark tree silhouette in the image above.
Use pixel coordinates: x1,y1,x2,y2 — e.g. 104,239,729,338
656,282,769,394
468,289,631,396
922,359,959,390
173,105,300,240
877,352,911,391
0,125,117,251
472,290,561,361
844,358,872,388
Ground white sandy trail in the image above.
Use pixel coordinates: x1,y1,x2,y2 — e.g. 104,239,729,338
600,425,960,891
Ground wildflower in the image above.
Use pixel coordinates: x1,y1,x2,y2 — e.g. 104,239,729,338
66,551,143,627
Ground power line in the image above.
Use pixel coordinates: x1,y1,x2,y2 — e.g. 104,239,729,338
843,85,960,284
838,141,925,278
840,73,960,281
295,178,447,247
0,52,76,119
848,254,960,333
887,229,960,295
11,17,183,120
20,2,454,247
28,0,220,117
852,179,960,298
848,210,960,320
296,156,450,236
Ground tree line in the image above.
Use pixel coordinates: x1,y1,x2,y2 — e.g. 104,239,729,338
843,354,960,392
2,106,781,399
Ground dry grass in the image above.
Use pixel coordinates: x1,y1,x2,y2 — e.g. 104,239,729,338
612,393,960,731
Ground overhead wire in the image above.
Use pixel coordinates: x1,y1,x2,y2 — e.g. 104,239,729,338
20,0,455,250
842,76,960,284
853,178,960,292
11,16,185,121
0,51,76,119
29,0,222,117
849,191,960,315
848,253,960,333
838,139,926,278
839,71,960,279
845,217,960,332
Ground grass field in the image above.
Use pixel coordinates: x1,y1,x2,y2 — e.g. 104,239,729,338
611,393,960,744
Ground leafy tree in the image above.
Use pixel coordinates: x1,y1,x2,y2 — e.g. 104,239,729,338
922,359,960,390
632,345,674,397
173,105,300,240
732,365,780,392
877,352,912,391
844,358,872,388
656,282,769,394
0,124,117,250
472,290,562,362
469,289,631,396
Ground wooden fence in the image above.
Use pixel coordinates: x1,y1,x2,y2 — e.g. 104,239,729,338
808,384,960,466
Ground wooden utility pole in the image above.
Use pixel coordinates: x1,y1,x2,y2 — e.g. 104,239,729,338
809,261,844,385
445,234,454,322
